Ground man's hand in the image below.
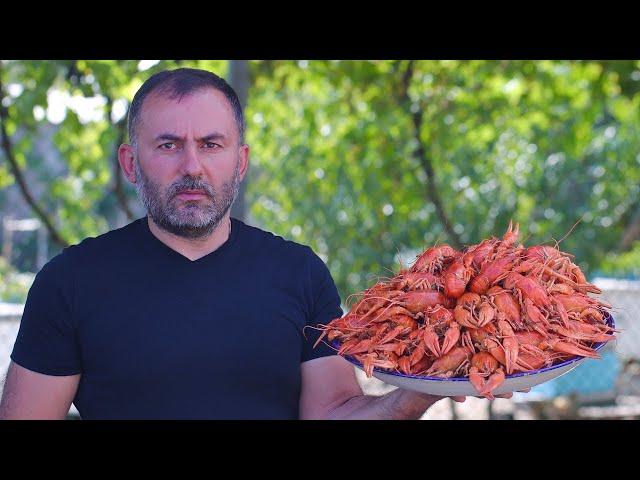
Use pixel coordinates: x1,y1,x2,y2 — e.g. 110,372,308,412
450,388,531,403
397,387,531,410
300,356,532,420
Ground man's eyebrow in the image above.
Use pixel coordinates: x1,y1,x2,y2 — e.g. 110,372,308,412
198,132,227,142
155,133,182,142
153,132,228,142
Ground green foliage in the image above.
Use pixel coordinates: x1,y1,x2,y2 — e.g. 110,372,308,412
2,60,640,303
245,60,640,298
600,242,640,278
0,256,34,303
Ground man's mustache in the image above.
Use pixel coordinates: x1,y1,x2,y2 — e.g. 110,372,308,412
167,178,215,200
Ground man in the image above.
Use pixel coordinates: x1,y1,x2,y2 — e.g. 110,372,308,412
0,67,516,419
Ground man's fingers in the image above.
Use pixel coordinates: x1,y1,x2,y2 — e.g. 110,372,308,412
451,388,529,402
495,392,513,399
485,388,531,399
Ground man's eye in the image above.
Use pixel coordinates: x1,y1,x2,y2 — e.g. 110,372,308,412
159,143,176,150
204,142,220,149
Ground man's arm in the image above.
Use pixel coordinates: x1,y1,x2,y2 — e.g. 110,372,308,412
299,356,524,420
299,356,454,420
0,361,80,420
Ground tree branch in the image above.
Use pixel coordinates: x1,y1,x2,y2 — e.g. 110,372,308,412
618,200,640,251
397,60,462,249
105,96,134,221
0,66,69,248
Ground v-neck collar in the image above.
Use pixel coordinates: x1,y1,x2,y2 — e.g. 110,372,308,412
138,216,240,264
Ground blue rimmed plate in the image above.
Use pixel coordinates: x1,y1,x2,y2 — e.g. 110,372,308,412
332,313,615,397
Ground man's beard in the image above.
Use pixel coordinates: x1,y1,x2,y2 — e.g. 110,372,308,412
134,159,241,239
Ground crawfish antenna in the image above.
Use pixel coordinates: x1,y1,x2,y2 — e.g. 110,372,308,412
554,215,585,247
395,246,406,272
522,230,534,245
433,232,445,248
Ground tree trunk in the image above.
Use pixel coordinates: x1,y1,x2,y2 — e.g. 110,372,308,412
397,60,463,249
619,206,640,252
0,68,68,248
228,60,249,222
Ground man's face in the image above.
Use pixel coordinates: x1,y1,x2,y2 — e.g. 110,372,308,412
132,88,247,239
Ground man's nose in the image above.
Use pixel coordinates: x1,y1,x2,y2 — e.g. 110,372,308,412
180,144,204,177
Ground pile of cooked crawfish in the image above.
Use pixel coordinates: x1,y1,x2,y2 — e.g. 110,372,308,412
315,222,617,399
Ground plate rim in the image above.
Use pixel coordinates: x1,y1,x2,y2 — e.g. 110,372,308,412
329,312,615,383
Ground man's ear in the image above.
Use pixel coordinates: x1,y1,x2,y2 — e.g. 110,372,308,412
238,144,250,181
118,143,137,184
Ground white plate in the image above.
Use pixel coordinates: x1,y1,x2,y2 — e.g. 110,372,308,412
335,313,615,397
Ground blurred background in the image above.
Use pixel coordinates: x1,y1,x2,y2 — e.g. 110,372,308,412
1,60,639,419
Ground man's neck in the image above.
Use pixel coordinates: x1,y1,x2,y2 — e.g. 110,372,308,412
147,216,232,261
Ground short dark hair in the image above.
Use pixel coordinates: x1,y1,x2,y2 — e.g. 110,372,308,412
127,68,245,145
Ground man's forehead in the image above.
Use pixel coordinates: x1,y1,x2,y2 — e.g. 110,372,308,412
139,88,235,134
142,88,232,115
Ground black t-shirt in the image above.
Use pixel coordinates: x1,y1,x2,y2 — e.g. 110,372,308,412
10,217,341,419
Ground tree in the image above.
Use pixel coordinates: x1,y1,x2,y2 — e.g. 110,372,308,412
2,60,639,303
244,60,640,298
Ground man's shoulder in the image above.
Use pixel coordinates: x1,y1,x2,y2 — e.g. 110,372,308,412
30,219,143,287
235,219,317,262
55,218,144,265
